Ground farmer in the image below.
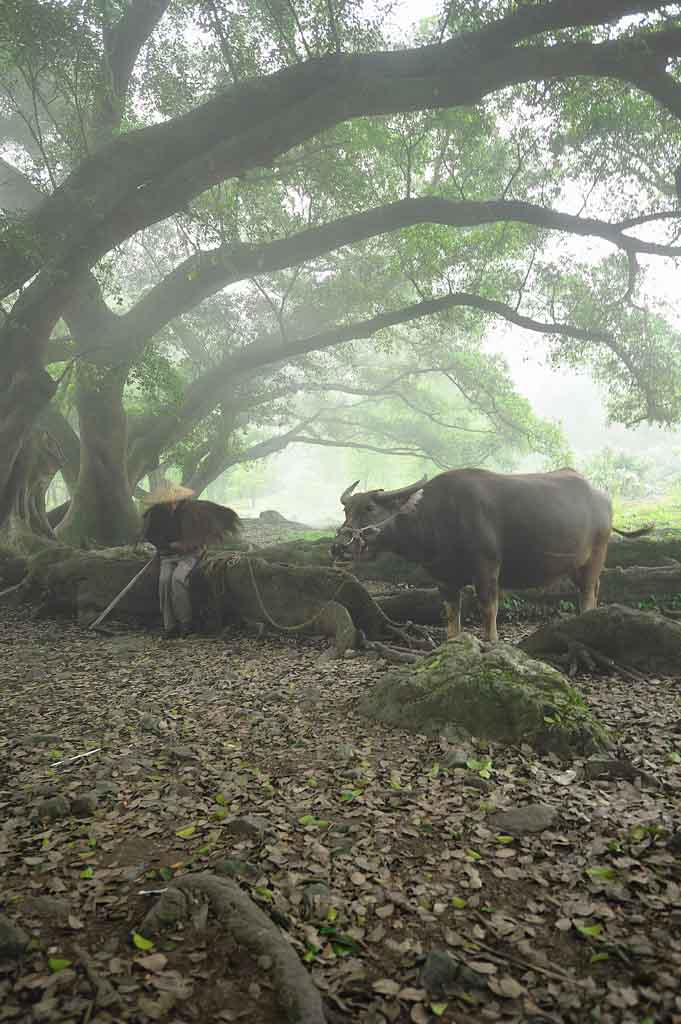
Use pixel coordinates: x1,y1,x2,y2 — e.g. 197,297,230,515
142,484,240,638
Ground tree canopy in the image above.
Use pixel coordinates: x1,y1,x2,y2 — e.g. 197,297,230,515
2,0,681,534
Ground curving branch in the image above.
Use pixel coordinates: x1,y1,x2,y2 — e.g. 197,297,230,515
37,195,681,370
109,197,681,356
105,0,172,101
127,287,648,479
3,9,681,300
94,0,172,142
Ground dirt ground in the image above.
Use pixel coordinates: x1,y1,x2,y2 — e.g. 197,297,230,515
1,605,681,1024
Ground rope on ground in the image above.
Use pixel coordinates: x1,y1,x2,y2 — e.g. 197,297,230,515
203,553,356,633
204,552,436,649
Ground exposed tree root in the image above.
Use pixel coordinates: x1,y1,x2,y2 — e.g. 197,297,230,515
552,640,646,683
139,872,326,1024
521,605,681,677
364,640,422,664
384,620,437,650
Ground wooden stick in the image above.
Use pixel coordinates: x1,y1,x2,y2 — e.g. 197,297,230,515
89,557,157,629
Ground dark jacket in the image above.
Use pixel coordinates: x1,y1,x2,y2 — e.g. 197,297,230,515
142,501,188,555
142,498,240,555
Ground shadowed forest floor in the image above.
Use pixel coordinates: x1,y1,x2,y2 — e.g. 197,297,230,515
1,607,681,1024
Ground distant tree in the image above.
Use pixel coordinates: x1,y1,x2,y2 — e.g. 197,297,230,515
582,447,653,500
3,0,681,539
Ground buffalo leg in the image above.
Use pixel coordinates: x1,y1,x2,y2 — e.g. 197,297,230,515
475,563,500,642
442,590,462,639
576,540,608,613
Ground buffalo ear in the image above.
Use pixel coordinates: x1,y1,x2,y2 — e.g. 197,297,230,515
402,489,423,513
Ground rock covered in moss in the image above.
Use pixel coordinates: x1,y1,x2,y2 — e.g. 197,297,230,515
359,634,609,756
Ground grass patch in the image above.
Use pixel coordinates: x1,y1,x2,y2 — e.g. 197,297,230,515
281,529,334,543
615,488,681,531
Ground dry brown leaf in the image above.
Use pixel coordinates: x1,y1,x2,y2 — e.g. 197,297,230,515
135,953,168,973
372,978,401,996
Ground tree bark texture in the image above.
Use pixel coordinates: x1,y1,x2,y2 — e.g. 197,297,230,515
56,365,140,547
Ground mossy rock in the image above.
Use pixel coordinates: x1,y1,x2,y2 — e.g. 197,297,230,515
359,634,609,757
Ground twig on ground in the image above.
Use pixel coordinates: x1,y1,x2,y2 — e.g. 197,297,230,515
467,920,586,987
50,747,101,768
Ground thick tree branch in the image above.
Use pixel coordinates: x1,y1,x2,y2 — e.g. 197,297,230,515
4,12,681,300
49,196,681,366
93,0,172,144
0,158,44,213
106,0,172,102
127,288,643,477
119,198,681,351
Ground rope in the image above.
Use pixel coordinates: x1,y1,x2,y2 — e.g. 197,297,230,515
206,553,357,633
203,550,434,651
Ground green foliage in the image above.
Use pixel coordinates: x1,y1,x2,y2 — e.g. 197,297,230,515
581,447,652,500
611,487,681,531
5,0,681,515
127,345,184,409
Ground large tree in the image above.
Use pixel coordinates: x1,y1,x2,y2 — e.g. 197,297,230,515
3,0,681,531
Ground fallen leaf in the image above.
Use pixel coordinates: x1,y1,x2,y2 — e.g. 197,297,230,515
372,978,401,996
135,953,168,972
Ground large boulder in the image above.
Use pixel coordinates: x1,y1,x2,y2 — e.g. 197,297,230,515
359,634,609,756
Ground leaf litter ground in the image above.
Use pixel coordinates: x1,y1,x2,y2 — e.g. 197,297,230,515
1,606,681,1024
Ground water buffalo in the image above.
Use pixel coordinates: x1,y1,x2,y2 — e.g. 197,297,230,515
332,468,651,642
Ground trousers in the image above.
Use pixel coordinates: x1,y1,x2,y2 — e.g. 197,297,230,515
158,555,199,631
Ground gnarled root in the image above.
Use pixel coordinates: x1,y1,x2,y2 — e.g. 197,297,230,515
384,619,437,650
139,872,326,1024
552,639,645,683
364,640,422,664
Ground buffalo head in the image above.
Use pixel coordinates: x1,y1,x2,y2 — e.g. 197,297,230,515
330,476,427,561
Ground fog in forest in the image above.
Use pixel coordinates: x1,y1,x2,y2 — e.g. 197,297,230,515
5,4,681,1023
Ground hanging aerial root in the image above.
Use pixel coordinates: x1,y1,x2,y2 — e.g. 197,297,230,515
139,872,326,1024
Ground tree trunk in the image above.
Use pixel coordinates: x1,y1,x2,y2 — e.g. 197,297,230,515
56,364,140,546
6,429,63,542
0,362,57,529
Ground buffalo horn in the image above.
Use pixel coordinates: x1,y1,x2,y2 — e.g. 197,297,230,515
378,476,428,501
340,480,361,505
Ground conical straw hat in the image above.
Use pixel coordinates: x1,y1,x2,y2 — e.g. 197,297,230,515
142,484,195,505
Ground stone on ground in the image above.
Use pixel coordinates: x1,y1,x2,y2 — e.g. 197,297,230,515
359,634,608,756
487,803,557,835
